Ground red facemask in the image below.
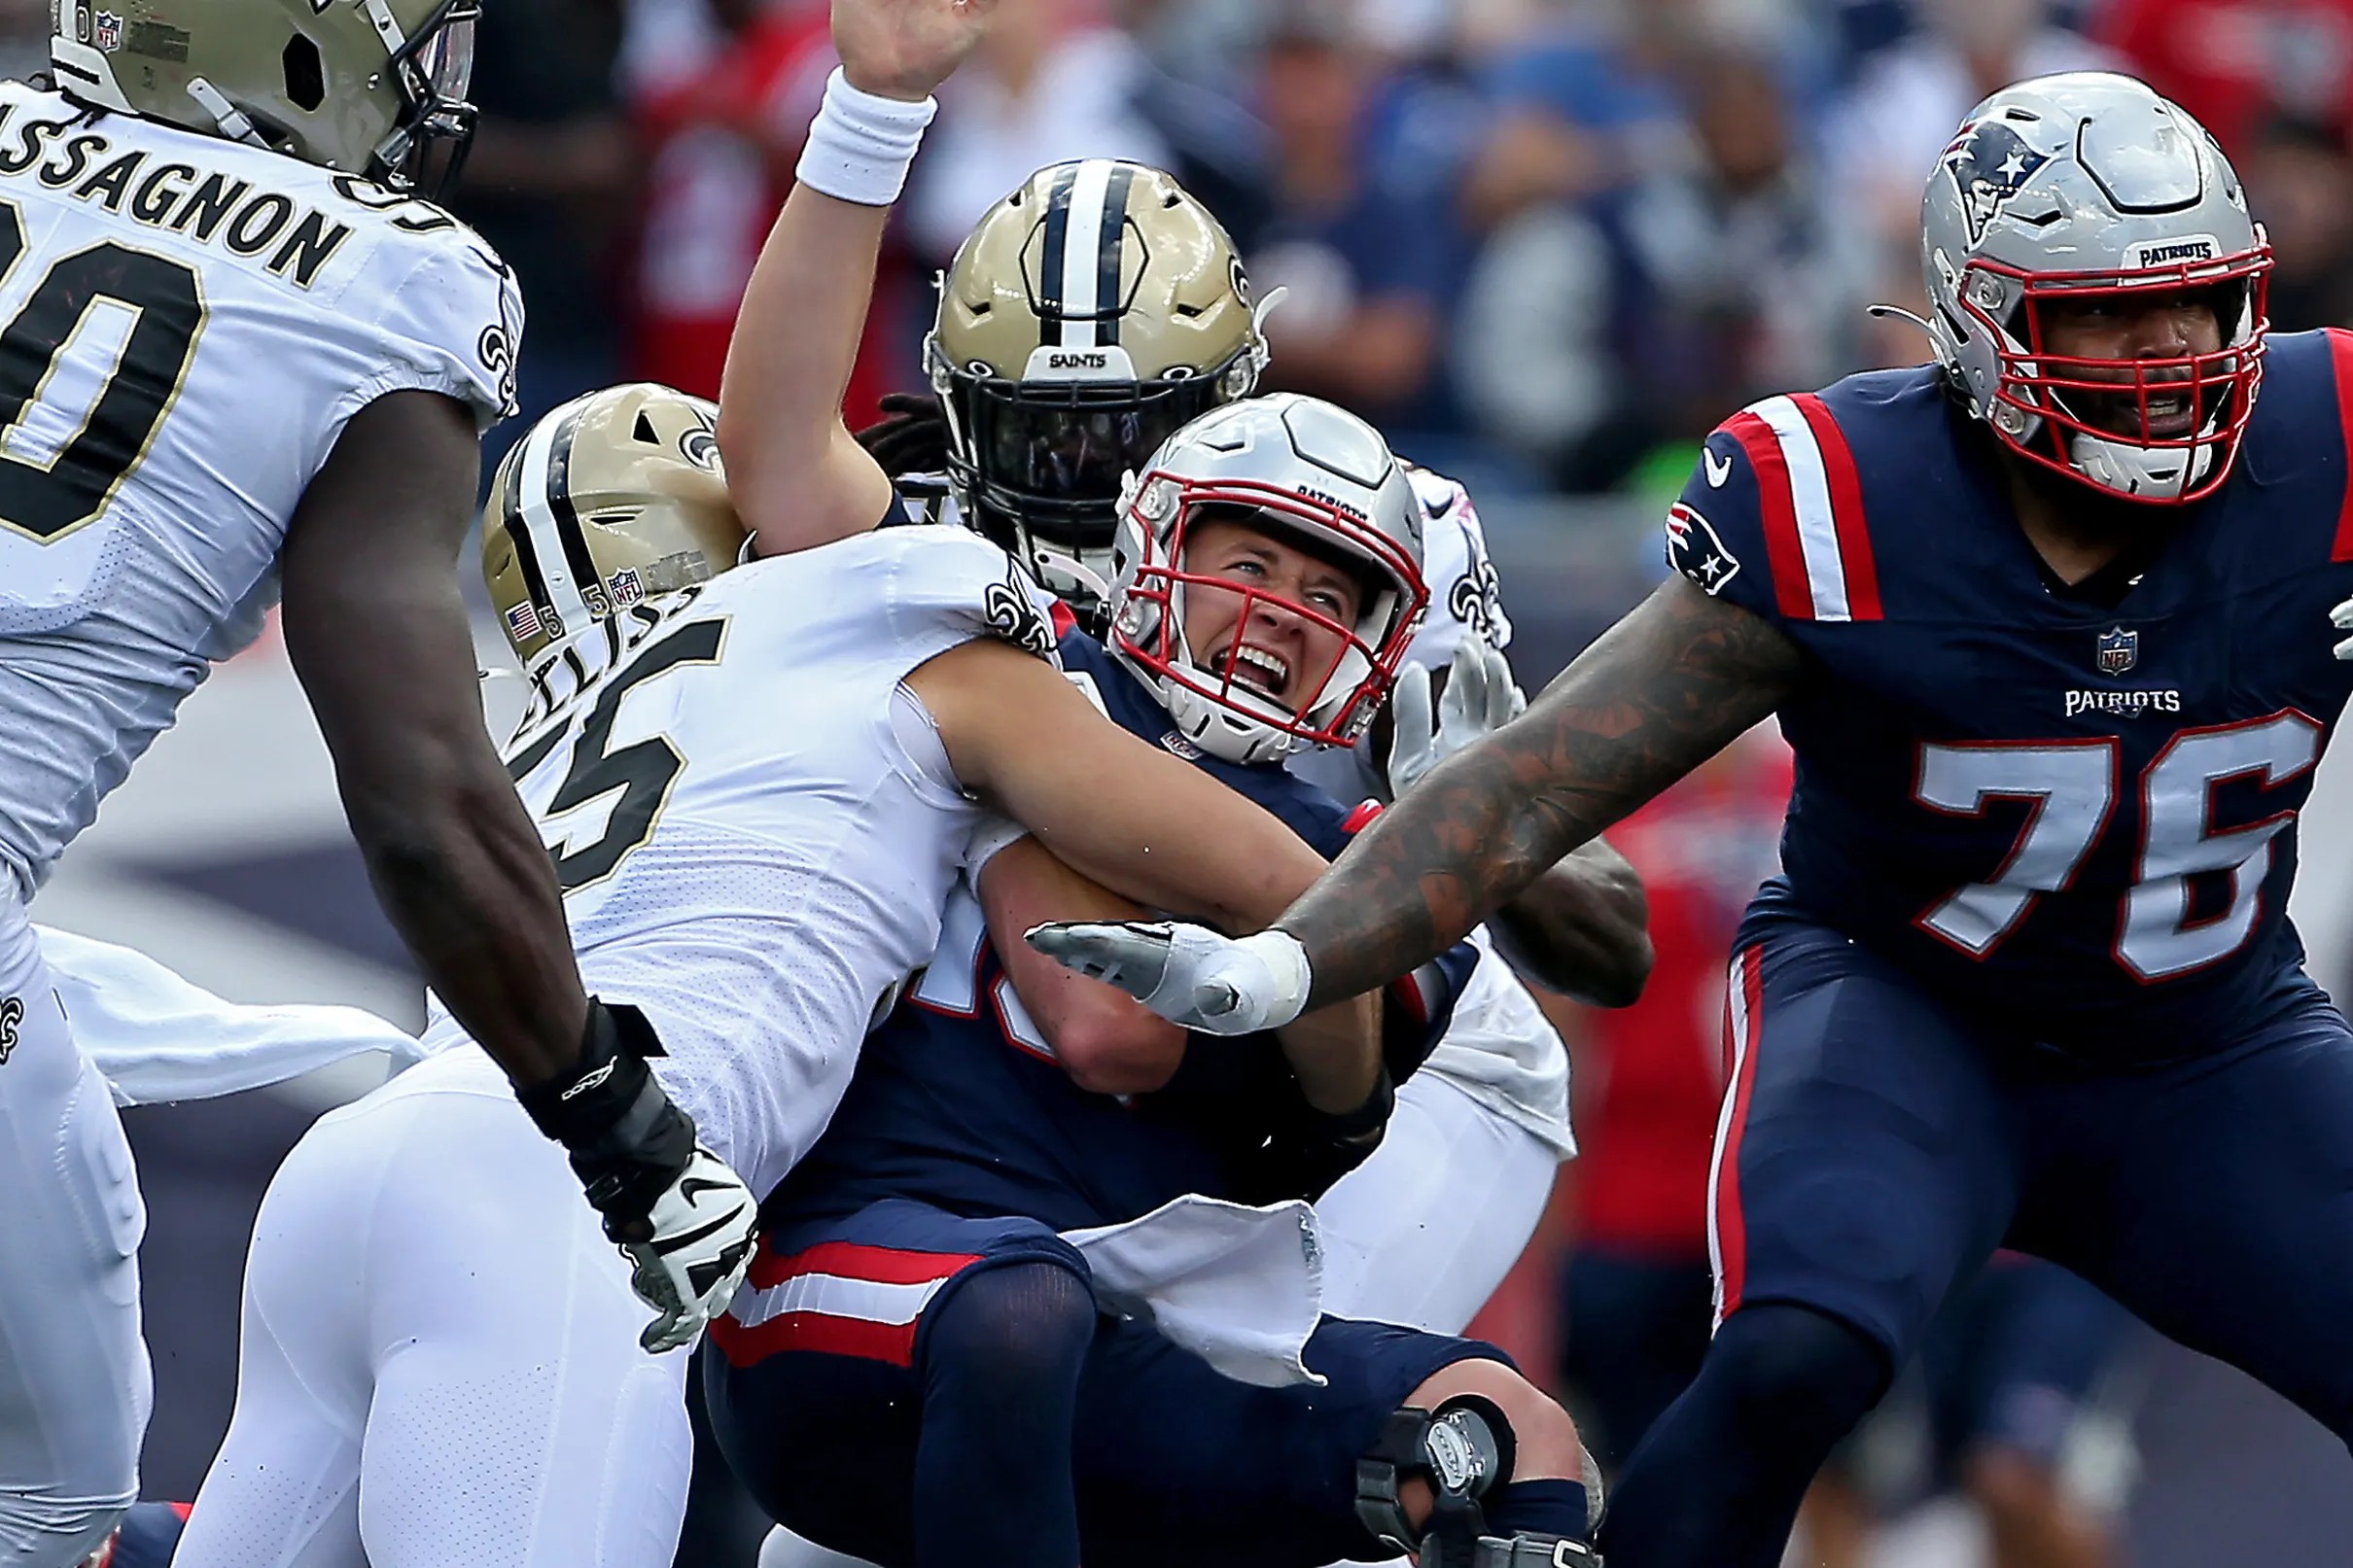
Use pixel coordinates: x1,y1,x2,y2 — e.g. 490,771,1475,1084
1112,472,1426,750
1961,243,2273,503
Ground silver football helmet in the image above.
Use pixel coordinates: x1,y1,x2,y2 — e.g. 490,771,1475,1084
1921,72,2271,503
1106,393,1428,765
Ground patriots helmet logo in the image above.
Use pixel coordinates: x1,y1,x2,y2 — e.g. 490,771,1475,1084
1665,503,1742,597
1941,120,2051,247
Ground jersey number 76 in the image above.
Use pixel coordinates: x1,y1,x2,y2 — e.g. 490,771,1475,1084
1913,711,2321,980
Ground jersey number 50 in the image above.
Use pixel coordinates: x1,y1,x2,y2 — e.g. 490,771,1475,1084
0,198,205,545
1913,711,2322,980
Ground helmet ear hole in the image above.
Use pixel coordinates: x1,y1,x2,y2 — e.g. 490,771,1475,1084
282,36,326,113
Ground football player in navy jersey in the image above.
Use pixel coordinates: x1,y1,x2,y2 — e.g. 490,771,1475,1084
696,3,1625,1563
703,393,1615,1568
1035,71,2353,1566
856,149,1645,1374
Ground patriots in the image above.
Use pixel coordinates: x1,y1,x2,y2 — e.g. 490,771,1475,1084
1672,325,2353,1053
1665,502,1743,596
1940,116,2052,245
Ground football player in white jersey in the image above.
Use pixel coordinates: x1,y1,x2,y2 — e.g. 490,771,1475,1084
172,382,1389,1568
0,6,752,1563
720,1,1649,1356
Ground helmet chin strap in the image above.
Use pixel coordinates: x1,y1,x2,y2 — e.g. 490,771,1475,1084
1988,335,2224,503
2065,423,2217,501
1154,585,1309,762
2049,370,2227,500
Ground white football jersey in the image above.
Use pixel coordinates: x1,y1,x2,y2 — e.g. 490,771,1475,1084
421,525,1062,1200
1287,465,1573,1158
0,84,520,900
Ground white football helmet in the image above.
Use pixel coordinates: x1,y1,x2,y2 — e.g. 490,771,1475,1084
1106,393,1427,765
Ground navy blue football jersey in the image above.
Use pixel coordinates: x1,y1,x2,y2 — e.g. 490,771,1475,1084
763,626,1479,1232
1666,328,2353,1056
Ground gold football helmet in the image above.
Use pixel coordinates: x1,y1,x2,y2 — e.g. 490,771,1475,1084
51,0,479,189
482,384,746,663
929,158,1270,592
